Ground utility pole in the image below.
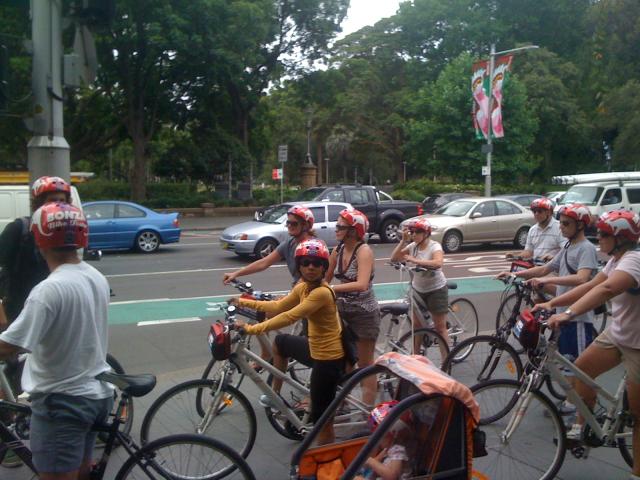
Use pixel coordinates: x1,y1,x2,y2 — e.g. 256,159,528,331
483,43,538,196
28,1,71,184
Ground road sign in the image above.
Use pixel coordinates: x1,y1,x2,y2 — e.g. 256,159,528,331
272,168,283,180
278,145,288,163
482,166,490,176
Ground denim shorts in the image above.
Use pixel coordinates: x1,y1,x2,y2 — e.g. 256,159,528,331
30,393,113,474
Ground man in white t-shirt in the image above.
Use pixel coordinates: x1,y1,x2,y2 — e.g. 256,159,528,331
0,202,113,479
509,197,564,261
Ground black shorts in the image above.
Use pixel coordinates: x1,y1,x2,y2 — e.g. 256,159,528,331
274,334,345,422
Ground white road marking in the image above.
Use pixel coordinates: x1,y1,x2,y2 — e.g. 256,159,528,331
138,317,202,326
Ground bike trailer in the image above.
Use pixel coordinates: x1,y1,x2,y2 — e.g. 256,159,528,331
290,352,485,480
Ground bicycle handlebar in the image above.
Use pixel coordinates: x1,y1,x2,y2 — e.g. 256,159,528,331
227,279,274,300
386,261,436,273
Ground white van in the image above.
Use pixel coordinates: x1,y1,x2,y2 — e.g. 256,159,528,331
0,185,83,231
552,172,640,233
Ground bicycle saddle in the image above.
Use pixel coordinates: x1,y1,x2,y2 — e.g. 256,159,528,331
379,303,409,316
96,372,157,397
447,282,458,289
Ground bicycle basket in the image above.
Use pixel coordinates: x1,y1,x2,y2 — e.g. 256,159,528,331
208,321,231,360
513,309,540,350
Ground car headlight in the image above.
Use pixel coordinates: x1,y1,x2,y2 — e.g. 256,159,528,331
234,233,249,240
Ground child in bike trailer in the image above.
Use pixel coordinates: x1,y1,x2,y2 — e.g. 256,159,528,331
355,401,415,480
223,205,316,369
390,217,449,359
536,209,640,480
232,239,347,445
499,203,599,416
0,202,114,479
326,209,380,407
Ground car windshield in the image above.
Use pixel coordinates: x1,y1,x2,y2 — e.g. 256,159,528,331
436,200,475,216
296,188,324,201
562,186,604,206
259,204,290,223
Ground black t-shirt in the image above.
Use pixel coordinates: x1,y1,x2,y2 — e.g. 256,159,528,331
0,218,49,321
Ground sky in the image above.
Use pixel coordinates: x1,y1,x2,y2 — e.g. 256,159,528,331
338,0,402,38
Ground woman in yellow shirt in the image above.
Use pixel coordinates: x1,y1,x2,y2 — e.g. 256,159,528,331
233,238,345,444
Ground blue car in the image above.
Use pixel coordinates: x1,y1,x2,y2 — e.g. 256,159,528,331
83,201,181,253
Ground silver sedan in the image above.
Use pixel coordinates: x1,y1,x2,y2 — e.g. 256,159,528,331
404,197,534,253
220,201,352,258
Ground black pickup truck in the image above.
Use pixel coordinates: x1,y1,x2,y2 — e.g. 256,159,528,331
297,184,423,242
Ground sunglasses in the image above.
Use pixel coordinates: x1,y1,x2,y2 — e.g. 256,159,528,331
597,232,612,239
409,229,426,234
335,225,352,231
559,220,574,227
532,209,547,214
286,220,300,227
299,258,324,268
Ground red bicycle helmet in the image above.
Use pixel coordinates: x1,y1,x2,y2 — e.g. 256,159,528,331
368,400,412,432
530,197,555,211
339,208,370,240
31,176,71,198
31,202,89,250
411,217,432,235
557,203,592,226
596,209,640,242
287,205,314,229
294,238,330,261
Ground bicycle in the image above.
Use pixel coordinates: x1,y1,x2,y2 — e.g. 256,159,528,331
379,261,478,363
0,371,256,479
140,303,374,454
471,310,634,480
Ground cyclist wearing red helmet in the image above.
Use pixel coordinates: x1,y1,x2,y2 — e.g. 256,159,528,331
0,203,113,478
223,204,316,286
509,197,563,261
536,210,640,475
504,203,598,415
391,217,450,359
233,239,345,444
0,176,72,327
326,209,379,407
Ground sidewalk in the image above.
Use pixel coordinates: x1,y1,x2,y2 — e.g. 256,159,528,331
179,214,252,232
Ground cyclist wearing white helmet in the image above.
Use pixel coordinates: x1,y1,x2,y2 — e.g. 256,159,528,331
509,197,564,261
0,202,113,479
535,209,640,478
502,203,599,415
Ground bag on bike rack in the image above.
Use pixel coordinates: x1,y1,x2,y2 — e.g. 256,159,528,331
513,309,540,350
208,321,231,360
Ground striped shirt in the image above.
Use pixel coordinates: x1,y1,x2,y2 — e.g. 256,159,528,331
524,218,565,259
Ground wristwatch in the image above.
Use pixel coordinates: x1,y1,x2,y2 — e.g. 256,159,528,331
563,308,575,319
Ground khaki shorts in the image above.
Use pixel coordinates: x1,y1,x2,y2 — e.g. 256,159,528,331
594,328,640,383
411,285,449,317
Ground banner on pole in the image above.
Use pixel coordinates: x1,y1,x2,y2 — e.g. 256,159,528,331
272,168,283,180
472,55,513,139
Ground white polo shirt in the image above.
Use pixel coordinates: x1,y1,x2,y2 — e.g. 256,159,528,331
524,218,565,259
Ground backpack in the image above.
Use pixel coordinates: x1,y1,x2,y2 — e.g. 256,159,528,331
0,217,31,301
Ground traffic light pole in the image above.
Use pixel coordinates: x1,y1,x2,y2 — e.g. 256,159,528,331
27,0,70,184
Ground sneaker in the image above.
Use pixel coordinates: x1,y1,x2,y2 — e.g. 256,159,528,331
566,423,583,441
557,401,577,416
1,449,23,468
259,394,277,409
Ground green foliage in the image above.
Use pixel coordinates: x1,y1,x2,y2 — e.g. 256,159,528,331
252,186,299,205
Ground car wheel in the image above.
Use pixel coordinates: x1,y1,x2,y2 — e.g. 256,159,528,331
380,219,400,243
442,230,462,253
135,230,160,253
254,238,278,258
514,227,529,249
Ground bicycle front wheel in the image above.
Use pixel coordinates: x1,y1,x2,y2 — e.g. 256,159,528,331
447,298,479,361
140,379,256,459
115,433,256,480
442,335,523,388
396,327,449,368
471,379,566,480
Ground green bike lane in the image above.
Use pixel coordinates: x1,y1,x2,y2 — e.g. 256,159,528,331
107,275,505,326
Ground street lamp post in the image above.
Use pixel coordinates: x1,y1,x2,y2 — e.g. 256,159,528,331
402,161,407,183
483,43,538,197
305,108,313,165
